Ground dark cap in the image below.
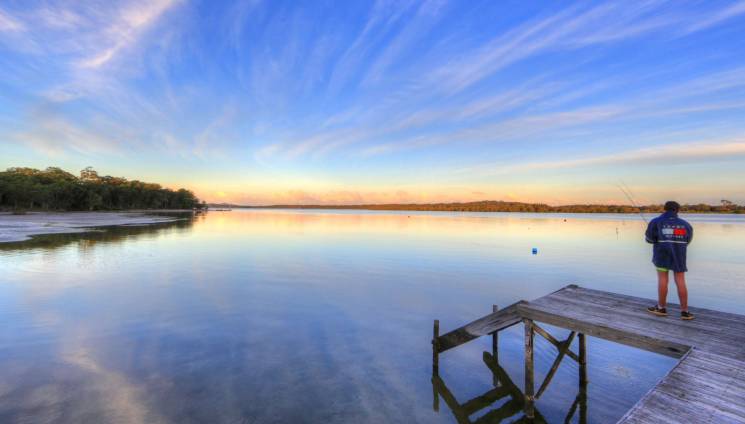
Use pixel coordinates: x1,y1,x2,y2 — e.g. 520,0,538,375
664,201,680,213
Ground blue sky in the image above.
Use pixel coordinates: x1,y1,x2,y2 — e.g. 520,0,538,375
1,0,745,205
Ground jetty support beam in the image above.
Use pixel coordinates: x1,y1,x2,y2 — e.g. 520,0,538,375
491,305,499,362
579,332,588,422
524,319,535,420
535,327,577,399
432,319,439,376
435,302,524,353
492,305,499,387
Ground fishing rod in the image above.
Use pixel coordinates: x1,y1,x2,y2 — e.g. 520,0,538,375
617,181,648,224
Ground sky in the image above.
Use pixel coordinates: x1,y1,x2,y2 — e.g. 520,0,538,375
1,0,745,206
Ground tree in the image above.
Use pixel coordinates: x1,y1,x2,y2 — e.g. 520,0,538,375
80,166,100,182
1,167,202,211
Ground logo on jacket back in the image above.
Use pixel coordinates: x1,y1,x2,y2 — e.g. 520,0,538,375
662,225,687,237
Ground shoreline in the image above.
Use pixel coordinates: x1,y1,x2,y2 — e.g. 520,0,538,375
0,211,191,243
237,206,743,214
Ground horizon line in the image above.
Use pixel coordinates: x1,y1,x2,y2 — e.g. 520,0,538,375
206,199,741,209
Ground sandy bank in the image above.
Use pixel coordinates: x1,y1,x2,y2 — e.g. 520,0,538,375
0,211,187,243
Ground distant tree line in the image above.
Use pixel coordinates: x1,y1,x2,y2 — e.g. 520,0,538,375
0,167,204,211
239,200,744,214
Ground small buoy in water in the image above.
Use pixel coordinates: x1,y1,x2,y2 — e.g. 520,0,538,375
532,247,538,255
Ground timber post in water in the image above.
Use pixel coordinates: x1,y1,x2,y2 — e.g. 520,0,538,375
431,284,745,423
491,304,498,387
491,305,499,362
524,319,535,420
578,332,588,422
432,319,439,376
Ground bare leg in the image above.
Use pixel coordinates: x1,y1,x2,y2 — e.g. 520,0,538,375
673,272,688,311
657,270,669,308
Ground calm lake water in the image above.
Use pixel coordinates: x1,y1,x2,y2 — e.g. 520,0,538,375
1,209,744,423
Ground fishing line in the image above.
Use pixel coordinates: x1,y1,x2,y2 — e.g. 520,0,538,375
617,181,648,224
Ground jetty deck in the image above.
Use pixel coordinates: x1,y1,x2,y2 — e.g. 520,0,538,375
433,285,745,423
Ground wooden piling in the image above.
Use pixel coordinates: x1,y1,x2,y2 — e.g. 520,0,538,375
492,305,499,387
579,332,588,423
492,305,499,363
433,319,440,376
524,319,535,420
434,285,745,423
579,333,587,387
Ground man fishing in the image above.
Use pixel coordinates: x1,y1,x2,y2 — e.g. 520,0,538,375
645,201,694,320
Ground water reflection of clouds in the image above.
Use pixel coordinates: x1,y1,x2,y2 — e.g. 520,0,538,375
62,346,162,423
1,210,743,423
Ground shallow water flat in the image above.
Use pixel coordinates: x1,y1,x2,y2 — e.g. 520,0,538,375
0,211,182,242
1,210,744,423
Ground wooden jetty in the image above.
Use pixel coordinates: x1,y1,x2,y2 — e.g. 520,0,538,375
432,284,745,423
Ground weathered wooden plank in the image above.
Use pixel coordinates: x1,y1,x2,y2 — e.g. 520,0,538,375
618,349,745,423
436,302,523,353
530,299,742,353
655,359,745,420
526,290,745,360
619,390,721,424
622,388,745,423
436,284,745,424
517,302,690,358
537,287,745,337
549,291,745,339
526,289,745,359
554,286,745,330
617,350,699,424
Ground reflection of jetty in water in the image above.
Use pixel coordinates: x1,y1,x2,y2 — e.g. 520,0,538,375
433,285,745,423
432,306,587,424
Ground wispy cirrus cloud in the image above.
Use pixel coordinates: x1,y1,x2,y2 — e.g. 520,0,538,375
1,1,182,70
12,109,130,157
360,0,448,87
422,2,674,95
2,1,745,204
355,61,745,159
78,0,181,69
253,1,745,162
359,105,625,157
254,65,745,162
326,0,417,93
454,138,745,179
685,0,745,34
0,7,24,32
0,1,187,159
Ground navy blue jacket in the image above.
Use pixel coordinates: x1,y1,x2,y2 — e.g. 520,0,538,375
645,211,693,272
